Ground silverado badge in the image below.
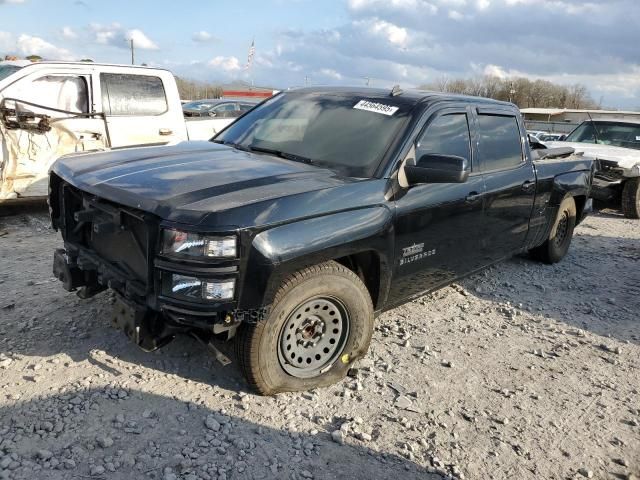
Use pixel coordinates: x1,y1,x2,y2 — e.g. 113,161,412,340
402,243,424,257
400,243,436,266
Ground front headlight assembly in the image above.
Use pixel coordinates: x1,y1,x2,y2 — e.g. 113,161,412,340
164,274,235,302
162,229,237,258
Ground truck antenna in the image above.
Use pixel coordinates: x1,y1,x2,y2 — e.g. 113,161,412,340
585,110,602,144
390,85,403,97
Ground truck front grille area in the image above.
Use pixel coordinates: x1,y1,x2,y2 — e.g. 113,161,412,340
594,161,625,183
52,176,157,298
50,174,240,324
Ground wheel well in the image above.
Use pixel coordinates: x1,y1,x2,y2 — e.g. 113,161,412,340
573,194,587,222
335,251,381,308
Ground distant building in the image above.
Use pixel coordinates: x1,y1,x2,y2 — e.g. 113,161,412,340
521,108,640,133
221,82,277,100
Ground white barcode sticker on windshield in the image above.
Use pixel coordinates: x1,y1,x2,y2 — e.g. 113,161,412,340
353,100,399,116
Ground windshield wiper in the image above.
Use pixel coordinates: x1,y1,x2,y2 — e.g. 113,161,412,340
247,145,314,164
211,139,250,151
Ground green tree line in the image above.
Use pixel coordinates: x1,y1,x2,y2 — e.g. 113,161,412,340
420,76,599,109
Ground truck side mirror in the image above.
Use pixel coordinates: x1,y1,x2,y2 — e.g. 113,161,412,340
404,154,469,185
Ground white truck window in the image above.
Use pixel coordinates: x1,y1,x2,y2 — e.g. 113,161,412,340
27,75,89,114
100,73,167,116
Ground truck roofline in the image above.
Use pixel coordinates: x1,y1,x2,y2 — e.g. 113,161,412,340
286,85,516,108
5,60,173,73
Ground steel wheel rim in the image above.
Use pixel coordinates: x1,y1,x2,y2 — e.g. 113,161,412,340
278,296,350,379
554,210,569,246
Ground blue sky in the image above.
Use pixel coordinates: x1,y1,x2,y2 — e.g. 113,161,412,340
2,0,639,109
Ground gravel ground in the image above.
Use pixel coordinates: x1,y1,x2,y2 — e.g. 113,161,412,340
0,207,638,480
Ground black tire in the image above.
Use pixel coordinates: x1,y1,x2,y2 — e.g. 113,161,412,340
529,196,577,264
235,261,374,395
621,178,640,219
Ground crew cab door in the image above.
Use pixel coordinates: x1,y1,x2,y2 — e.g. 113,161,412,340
98,72,185,147
0,68,107,200
473,107,536,261
388,107,486,304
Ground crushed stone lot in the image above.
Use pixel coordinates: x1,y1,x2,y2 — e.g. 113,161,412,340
0,207,638,480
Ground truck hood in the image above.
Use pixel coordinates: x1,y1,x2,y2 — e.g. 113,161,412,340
52,141,355,224
546,141,640,172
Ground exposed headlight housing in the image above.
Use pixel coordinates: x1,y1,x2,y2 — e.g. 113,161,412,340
164,273,235,302
162,230,237,258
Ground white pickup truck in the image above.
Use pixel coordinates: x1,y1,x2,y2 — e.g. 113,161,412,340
545,119,640,218
0,61,239,201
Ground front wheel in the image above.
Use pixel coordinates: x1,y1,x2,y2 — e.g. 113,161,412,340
621,178,640,219
529,196,577,264
235,261,374,395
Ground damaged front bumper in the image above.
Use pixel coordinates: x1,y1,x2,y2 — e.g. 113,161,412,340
49,178,251,349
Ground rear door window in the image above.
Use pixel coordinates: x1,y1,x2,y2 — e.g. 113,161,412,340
100,73,167,116
477,114,523,171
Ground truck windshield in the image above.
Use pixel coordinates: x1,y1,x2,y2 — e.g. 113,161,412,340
214,92,411,177
0,64,22,82
565,121,640,150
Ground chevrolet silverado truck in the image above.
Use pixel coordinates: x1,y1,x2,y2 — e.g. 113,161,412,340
49,87,594,395
0,61,241,202
545,119,640,218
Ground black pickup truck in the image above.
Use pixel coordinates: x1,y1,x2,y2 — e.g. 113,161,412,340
49,87,594,394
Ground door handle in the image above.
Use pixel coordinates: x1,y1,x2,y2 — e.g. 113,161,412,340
159,128,173,136
465,192,483,203
522,180,535,192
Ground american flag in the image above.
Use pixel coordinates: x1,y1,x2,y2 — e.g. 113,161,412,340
245,39,255,70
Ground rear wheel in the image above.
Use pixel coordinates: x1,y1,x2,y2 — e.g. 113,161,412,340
236,261,374,395
530,196,576,264
621,178,640,219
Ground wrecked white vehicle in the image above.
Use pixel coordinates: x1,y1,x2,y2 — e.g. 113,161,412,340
0,61,239,202
546,119,640,218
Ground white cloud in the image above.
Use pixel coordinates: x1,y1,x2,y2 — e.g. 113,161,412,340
192,31,216,43
91,23,115,44
0,0,26,3
319,68,342,80
15,34,75,60
126,29,158,50
360,19,408,47
90,23,158,50
0,31,75,60
208,55,241,72
61,26,77,39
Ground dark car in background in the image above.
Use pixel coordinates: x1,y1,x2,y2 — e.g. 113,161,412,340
182,98,258,118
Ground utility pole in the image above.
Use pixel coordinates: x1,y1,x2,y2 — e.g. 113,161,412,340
364,76,370,86
304,75,309,86
509,81,515,104
129,39,135,65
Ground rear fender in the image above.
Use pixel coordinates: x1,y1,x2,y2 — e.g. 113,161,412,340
548,170,592,206
238,207,394,311
534,170,592,247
